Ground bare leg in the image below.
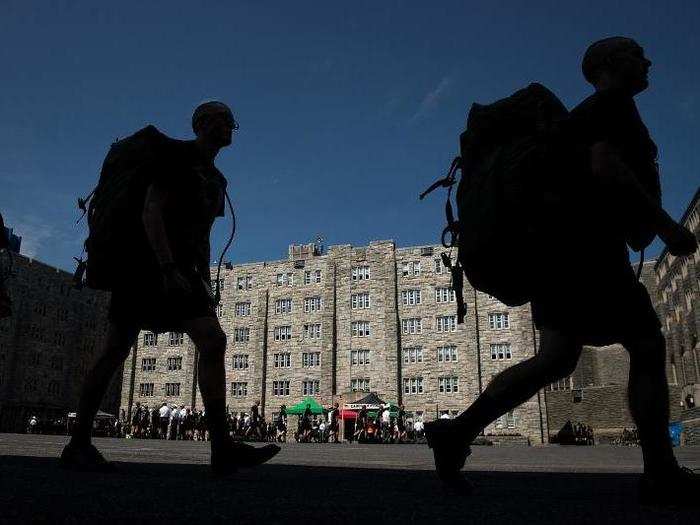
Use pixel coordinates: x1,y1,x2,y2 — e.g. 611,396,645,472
454,327,582,440
182,317,227,445
623,330,676,475
183,315,280,473
71,321,138,446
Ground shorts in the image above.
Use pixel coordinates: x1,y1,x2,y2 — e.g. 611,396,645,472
531,241,661,346
108,263,216,333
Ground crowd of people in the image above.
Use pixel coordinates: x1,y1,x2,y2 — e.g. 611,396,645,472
105,401,425,444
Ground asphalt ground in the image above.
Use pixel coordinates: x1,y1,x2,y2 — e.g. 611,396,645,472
1,434,698,524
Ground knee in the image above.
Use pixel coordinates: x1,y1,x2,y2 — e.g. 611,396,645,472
197,328,227,360
538,351,580,382
627,331,666,369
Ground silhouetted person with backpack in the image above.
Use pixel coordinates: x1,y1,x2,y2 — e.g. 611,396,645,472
61,101,280,474
425,37,698,506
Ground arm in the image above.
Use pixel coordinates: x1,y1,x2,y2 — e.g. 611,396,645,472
591,142,696,256
142,183,192,293
142,183,175,268
591,142,671,234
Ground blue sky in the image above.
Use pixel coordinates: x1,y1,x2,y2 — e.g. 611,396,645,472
1,1,698,271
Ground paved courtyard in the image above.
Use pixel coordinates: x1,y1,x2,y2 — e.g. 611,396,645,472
0,434,698,523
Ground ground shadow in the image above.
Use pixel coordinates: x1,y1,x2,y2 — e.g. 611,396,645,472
0,456,695,523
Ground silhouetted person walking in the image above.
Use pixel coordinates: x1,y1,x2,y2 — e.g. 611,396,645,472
61,102,279,473
425,37,698,506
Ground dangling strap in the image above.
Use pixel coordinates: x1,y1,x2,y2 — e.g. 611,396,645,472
76,187,97,224
441,253,467,324
72,256,87,290
213,189,237,305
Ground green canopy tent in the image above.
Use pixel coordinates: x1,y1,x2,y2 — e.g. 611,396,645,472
285,397,325,415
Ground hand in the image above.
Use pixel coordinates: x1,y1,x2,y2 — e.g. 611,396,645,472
659,222,698,257
161,265,192,296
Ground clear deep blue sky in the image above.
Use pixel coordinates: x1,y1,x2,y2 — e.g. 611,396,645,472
1,1,698,271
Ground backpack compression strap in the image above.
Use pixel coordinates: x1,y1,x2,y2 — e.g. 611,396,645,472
212,188,236,305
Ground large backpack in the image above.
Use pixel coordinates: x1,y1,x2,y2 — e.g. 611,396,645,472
421,83,569,315
73,125,236,303
423,83,659,319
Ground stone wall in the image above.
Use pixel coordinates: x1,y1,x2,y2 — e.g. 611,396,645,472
0,254,117,432
121,241,548,444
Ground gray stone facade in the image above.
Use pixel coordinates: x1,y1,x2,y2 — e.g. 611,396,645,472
120,241,548,444
0,254,118,432
655,188,700,412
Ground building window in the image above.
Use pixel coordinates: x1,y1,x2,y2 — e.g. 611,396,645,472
437,345,458,362
231,382,248,397
350,378,370,392
490,343,512,360
139,383,154,397
435,287,456,303
48,381,61,395
436,315,457,332
167,356,183,371
142,358,157,372
350,349,371,365
351,292,371,309
169,332,184,346
438,376,459,393
495,410,516,429
402,346,423,364
402,261,421,277
273,380,290,396
548,376,573,391
303,323,322,339
232,354,249,369
302,380,320,396
143,332,157,346
402,377,424,395
274,326,292,341
302,352,321,367
215,304,224,317
234,327,250,343
235,302,251,317
275,298,293,314
351,321,371,337
273,352,292,368
401,289,422,306
434,257,444,274
488,313,510,329
303,270,322,285
304,296,322,312
276,272,294,286
237,275,253,290
211,278,225,291
352,265,371,281
165,383,180,397
401,318,422,335
51,355,64,371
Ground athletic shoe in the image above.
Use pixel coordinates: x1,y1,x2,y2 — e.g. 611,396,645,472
424,419,472,485
211,439,281,476
59,442,116,473
639,465,700,507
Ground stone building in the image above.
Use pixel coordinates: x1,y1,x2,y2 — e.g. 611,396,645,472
0,254,117,432
120,241,548,444
654,187,700,411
